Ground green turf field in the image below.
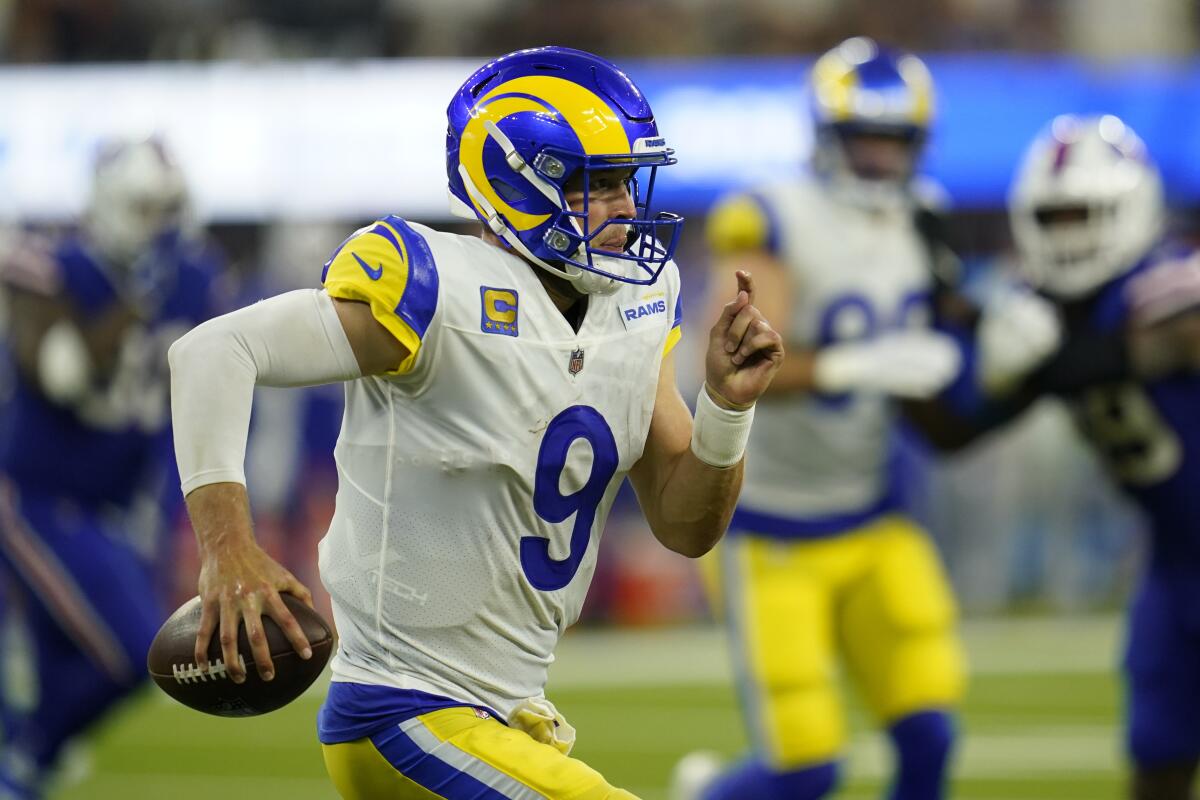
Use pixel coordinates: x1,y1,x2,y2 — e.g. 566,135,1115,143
51,617,1126,799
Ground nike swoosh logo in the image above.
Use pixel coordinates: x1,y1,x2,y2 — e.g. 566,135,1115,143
352,252,383,281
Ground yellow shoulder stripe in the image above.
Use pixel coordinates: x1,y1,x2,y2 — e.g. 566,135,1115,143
323,220,422,373
663,324,682,356
706,194,774,256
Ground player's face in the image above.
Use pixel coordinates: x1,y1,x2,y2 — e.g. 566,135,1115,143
842,132,917,183
1031,203,1102,270
129,190,185,242
563,168,636,253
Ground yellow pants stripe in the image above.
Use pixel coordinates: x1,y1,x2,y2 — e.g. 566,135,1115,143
322,707,640,799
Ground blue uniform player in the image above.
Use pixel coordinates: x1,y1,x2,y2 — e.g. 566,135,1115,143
969,114,1200,800
0,137,220,798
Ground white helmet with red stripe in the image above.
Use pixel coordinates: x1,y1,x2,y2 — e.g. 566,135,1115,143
1009,114,1164,299
84,136,188,269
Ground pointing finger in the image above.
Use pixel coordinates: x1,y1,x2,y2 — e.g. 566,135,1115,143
714,291,749,338
725,303,759,355
736,270,755,306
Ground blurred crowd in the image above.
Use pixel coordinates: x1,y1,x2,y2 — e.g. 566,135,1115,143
1,0,1196,63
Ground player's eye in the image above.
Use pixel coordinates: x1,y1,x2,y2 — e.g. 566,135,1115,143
590,171,633,194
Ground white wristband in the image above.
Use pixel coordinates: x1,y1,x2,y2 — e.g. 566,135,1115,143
690,385,754,468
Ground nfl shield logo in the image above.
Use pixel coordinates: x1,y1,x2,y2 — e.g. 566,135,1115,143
568,347,585,376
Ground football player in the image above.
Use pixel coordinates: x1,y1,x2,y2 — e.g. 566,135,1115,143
168,46,783,799
972,114,1200,800
0,137,221,799
672,38,966,800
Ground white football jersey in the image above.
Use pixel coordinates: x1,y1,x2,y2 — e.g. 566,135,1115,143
316,217,681,718
709,175,933,522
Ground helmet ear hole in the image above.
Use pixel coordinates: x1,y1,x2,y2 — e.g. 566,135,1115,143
490,178,526,205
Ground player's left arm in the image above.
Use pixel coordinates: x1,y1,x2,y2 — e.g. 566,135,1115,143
628,270,783,557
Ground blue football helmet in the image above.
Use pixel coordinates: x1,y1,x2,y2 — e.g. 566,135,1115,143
808,37,934,208
446,46,682,295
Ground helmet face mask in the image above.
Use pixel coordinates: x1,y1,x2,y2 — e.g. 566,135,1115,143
1034,203,1106,263
808,37,934,210
1010,114,1164,300
543,156,681,288
446,46,683,295
834,127,922,184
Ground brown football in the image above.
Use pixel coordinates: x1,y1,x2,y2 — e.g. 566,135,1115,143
147,594,334,717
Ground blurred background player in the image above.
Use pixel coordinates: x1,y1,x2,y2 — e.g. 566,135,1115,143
673,37,966,800
971,114,1200,800
0,137,221,799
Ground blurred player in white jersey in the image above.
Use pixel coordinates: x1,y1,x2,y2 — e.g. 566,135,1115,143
168,46,783,799
673,38,966,800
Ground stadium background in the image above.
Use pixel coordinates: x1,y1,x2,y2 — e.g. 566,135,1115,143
0,0,1196,797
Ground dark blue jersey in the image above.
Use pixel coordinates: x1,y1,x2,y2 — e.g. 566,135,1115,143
0,232,221,509
1067,246,1200,565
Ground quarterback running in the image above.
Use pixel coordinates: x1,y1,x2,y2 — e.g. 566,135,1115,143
169,46,782,799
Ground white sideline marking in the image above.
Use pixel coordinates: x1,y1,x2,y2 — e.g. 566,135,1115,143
846,725,1120,779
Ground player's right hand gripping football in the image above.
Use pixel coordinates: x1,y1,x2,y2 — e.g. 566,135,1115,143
191,485,315,683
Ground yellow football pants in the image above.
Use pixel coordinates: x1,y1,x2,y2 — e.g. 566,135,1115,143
709,514,966,769
321,706,640,799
